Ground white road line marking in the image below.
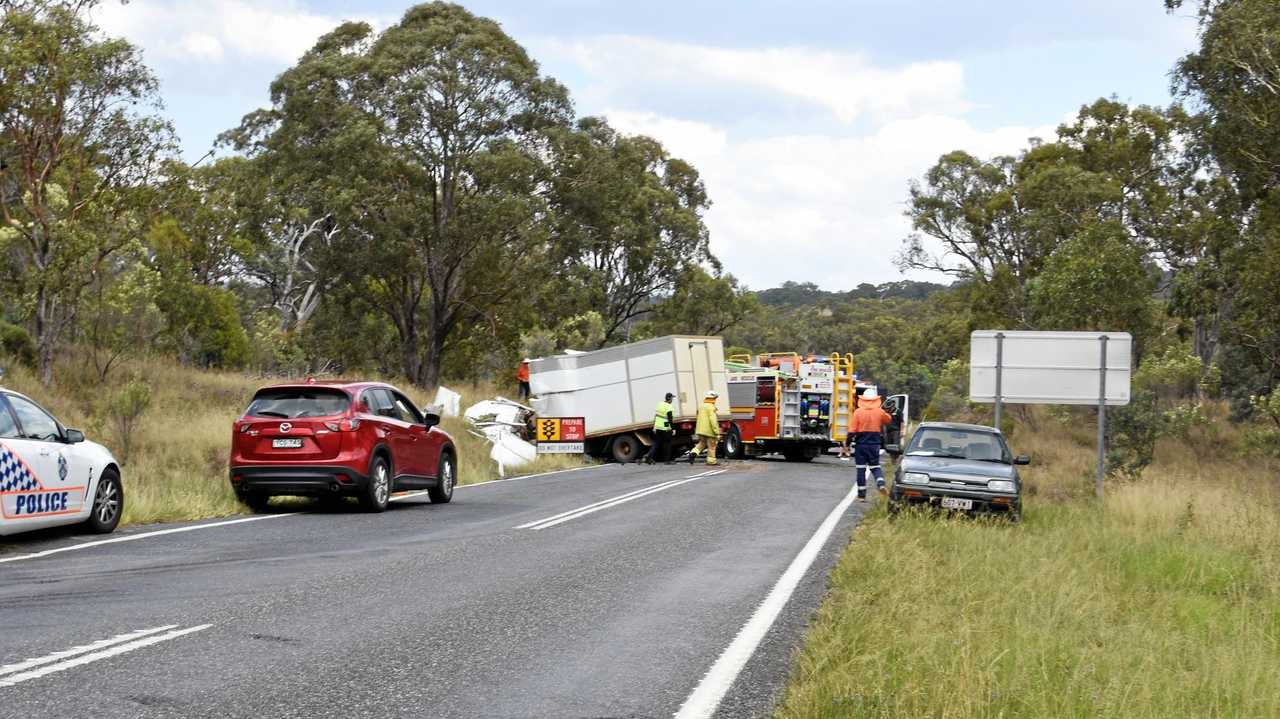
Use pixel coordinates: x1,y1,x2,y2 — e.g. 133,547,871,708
673,484,859,719
0,625,176,677
0,624,213,688
0,465,604,565
519,469,727,530
0,514,299,565
514,479,689,529
514,469,721,529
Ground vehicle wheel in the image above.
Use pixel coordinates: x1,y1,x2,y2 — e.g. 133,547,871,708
610,433,642,464
360,455,391,513
428,452,455,504
84,468,123,534
238,490,272,513
724,426,745,460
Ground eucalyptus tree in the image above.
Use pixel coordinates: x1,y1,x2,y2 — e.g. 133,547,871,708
0,1,172,382
228,3,572,387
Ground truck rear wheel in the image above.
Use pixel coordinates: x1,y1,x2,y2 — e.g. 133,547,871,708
611,433,642,463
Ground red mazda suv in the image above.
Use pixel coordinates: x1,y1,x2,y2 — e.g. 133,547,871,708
229,381,457,513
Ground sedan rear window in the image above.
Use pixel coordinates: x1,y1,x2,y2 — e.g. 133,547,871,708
908,428,1010,463
246,389,350,419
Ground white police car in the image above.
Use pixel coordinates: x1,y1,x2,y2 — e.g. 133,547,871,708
0,388,122,537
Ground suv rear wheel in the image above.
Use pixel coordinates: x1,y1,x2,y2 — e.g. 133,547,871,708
360,455,391,513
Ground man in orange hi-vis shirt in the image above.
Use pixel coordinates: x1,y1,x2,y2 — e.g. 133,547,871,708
849,387,893,500
516,360,531,401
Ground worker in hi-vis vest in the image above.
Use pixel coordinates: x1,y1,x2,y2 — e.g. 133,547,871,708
645,392,676,464
689,390,721,465
850,386,893,500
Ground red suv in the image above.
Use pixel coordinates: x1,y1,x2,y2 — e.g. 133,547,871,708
229,382,457,513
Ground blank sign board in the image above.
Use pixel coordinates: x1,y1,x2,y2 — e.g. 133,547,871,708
970,331,1132,406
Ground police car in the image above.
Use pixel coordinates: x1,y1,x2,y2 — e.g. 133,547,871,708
0,388,122,537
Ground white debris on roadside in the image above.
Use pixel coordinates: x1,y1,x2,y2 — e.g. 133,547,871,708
464,397,537,477
433,386,462,417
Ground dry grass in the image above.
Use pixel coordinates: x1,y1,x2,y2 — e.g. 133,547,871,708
0,356,589,529
777,406,1280,719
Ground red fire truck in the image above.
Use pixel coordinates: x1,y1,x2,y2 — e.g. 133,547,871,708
720,352,909,461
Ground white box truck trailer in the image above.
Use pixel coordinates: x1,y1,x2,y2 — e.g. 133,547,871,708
528,335,731,462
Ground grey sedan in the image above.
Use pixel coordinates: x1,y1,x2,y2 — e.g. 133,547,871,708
889,421,1029,519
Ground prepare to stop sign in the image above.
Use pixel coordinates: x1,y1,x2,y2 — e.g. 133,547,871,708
536,417,585,453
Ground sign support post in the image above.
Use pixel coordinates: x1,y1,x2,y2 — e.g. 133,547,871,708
1096,335,1108,501
994,332,1005,430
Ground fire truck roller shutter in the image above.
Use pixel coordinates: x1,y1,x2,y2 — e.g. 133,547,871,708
728,379,759,418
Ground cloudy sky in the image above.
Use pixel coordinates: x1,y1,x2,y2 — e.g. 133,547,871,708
92,1,1200,291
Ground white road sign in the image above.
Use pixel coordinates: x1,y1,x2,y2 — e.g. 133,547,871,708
969,331,1132,406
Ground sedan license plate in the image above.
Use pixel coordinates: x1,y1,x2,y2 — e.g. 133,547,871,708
941,497,973,510
272,438,304,449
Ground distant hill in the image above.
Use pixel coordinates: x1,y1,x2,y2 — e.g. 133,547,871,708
755,280,949,306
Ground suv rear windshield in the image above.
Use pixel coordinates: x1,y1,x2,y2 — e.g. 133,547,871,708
246,389,350,419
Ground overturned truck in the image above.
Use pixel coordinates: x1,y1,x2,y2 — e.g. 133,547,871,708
528,336,731,462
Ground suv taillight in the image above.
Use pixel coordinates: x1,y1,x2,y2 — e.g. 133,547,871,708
339,418,361,431
239,422,251,433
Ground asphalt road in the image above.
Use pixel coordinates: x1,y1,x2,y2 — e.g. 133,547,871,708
0,456,868,719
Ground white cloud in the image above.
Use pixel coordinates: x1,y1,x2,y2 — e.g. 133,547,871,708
547,36,1058,290
545,36,970,124
93,0,358,65
607,111,1056,291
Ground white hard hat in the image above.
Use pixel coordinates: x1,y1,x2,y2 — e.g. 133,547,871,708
863,387,879,400
705,390,719,399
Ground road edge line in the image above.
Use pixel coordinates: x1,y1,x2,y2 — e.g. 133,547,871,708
672,484,859,719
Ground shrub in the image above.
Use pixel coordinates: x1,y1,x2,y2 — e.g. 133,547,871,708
0,320,36,368
107,379,152,464
1107,388,1161,478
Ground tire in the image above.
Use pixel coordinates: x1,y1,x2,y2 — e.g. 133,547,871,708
724,426,745,460
84,468,123,534
610,433,642,464
428,452,455,504
238,490,272,513
360,454,391,513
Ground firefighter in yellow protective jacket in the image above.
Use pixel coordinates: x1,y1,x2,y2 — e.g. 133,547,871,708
690,390,721,465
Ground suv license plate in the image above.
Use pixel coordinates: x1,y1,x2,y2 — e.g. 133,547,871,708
941,497,973,510
272,438,304,449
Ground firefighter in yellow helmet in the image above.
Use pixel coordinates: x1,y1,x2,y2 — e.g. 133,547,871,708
690,390,721,465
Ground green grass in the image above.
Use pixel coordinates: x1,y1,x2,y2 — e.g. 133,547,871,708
776,413,1280,719
0,355,590,529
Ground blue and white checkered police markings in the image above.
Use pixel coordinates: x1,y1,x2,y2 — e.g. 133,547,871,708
0,389,123,537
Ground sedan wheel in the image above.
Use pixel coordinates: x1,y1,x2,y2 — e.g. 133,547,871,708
84,469,123,534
